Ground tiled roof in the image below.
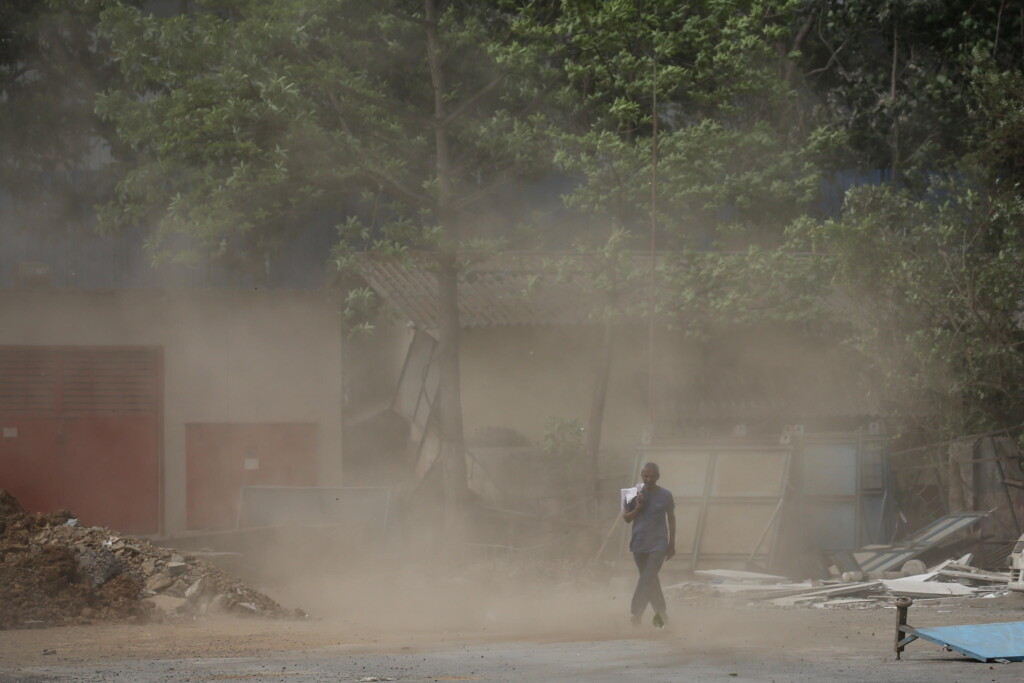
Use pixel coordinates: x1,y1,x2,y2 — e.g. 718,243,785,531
357,252,880,419
356,252,651,329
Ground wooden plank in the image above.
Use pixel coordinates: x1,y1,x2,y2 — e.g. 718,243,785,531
936,568,1010,584
769,581,882,606
695,569,790,583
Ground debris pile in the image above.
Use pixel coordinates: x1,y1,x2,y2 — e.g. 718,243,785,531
0,489,297,630
676,557,1011,610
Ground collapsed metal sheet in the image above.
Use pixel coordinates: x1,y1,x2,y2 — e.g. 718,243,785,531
392,329,439,428
854,511,990,572
902,621,1024,662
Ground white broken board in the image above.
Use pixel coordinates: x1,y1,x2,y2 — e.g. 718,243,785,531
711,582,813,595
770,581,882,607
695,569,790,583
882,577,976,597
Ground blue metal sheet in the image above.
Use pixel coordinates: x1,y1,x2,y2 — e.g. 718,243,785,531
907,621,1024,662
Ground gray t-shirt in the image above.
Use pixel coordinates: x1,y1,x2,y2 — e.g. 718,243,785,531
625,486,674,553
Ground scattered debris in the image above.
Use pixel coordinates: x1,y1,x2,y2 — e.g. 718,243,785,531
842,511,990,574
1007,532,1024,592
936,564,1010,584
768,582,884,607
676,511,1009,610
688,551,1010,609
693,569,789,583
881,576,977,598
0,489,300,630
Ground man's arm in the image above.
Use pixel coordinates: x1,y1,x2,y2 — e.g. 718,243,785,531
666,509,676,559
623,495,644,522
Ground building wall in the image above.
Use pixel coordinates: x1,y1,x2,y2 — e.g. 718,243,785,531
459,325,697,453
0,289,344,534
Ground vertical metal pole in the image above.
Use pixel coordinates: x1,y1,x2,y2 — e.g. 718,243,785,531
690,450,715,569
894,597,913,659
647,52,658,439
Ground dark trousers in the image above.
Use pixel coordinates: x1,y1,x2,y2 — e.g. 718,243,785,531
631,550,667,618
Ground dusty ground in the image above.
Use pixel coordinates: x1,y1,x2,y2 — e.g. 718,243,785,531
2,573,1024,682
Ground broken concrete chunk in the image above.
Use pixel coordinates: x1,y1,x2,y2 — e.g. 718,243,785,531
164,578,190,598
166,561,188,576
150,594,187,614
185,577,207,602
74,547,123,587
145,573,174,593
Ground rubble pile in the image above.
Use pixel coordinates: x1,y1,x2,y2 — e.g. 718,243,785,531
0,489,295,630
674,558,1013,610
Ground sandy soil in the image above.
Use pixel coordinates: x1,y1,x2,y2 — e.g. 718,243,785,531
3,575,1024,681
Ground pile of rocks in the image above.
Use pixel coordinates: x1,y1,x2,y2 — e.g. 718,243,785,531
0,489,299,629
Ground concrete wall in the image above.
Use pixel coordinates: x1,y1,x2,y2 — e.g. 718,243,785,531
459,325,696,453
0,289,344,534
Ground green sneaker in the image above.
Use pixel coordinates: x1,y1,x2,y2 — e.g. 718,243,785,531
653,613,665,629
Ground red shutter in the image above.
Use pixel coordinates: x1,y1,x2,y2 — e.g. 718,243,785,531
0,346,161,534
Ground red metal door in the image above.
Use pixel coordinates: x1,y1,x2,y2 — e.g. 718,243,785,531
0,347,162,534
186,423,318,529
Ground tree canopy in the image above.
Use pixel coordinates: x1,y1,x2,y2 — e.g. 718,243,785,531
95,0,571,266
0,0,132,233
3,0,1024,447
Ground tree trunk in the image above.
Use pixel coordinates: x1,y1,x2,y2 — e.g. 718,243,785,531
435,250,470,535
425,0,470,541
889,18,900,186
584,320,614,525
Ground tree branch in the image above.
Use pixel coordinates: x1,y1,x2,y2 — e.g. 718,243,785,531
387,8,430,28
451,168,524,210
804,38,848,78
364,167,435,211
329,79,424,128
444,71,509,125
325,89,434,211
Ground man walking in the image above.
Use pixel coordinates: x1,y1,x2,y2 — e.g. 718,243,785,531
622,462,676,628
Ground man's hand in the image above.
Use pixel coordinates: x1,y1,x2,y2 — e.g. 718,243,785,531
666,543,676,560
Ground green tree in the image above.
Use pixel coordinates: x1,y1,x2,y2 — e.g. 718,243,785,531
549,0,832,250
0,0,132,233
795,0,1024,182
96,0,570,529
540,1,838,456
790,54,1024,441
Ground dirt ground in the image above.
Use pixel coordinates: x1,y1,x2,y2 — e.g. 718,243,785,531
3,572,1024,682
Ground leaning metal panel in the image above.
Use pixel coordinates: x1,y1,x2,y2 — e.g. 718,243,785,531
856,511,990,572
634,445,792,569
